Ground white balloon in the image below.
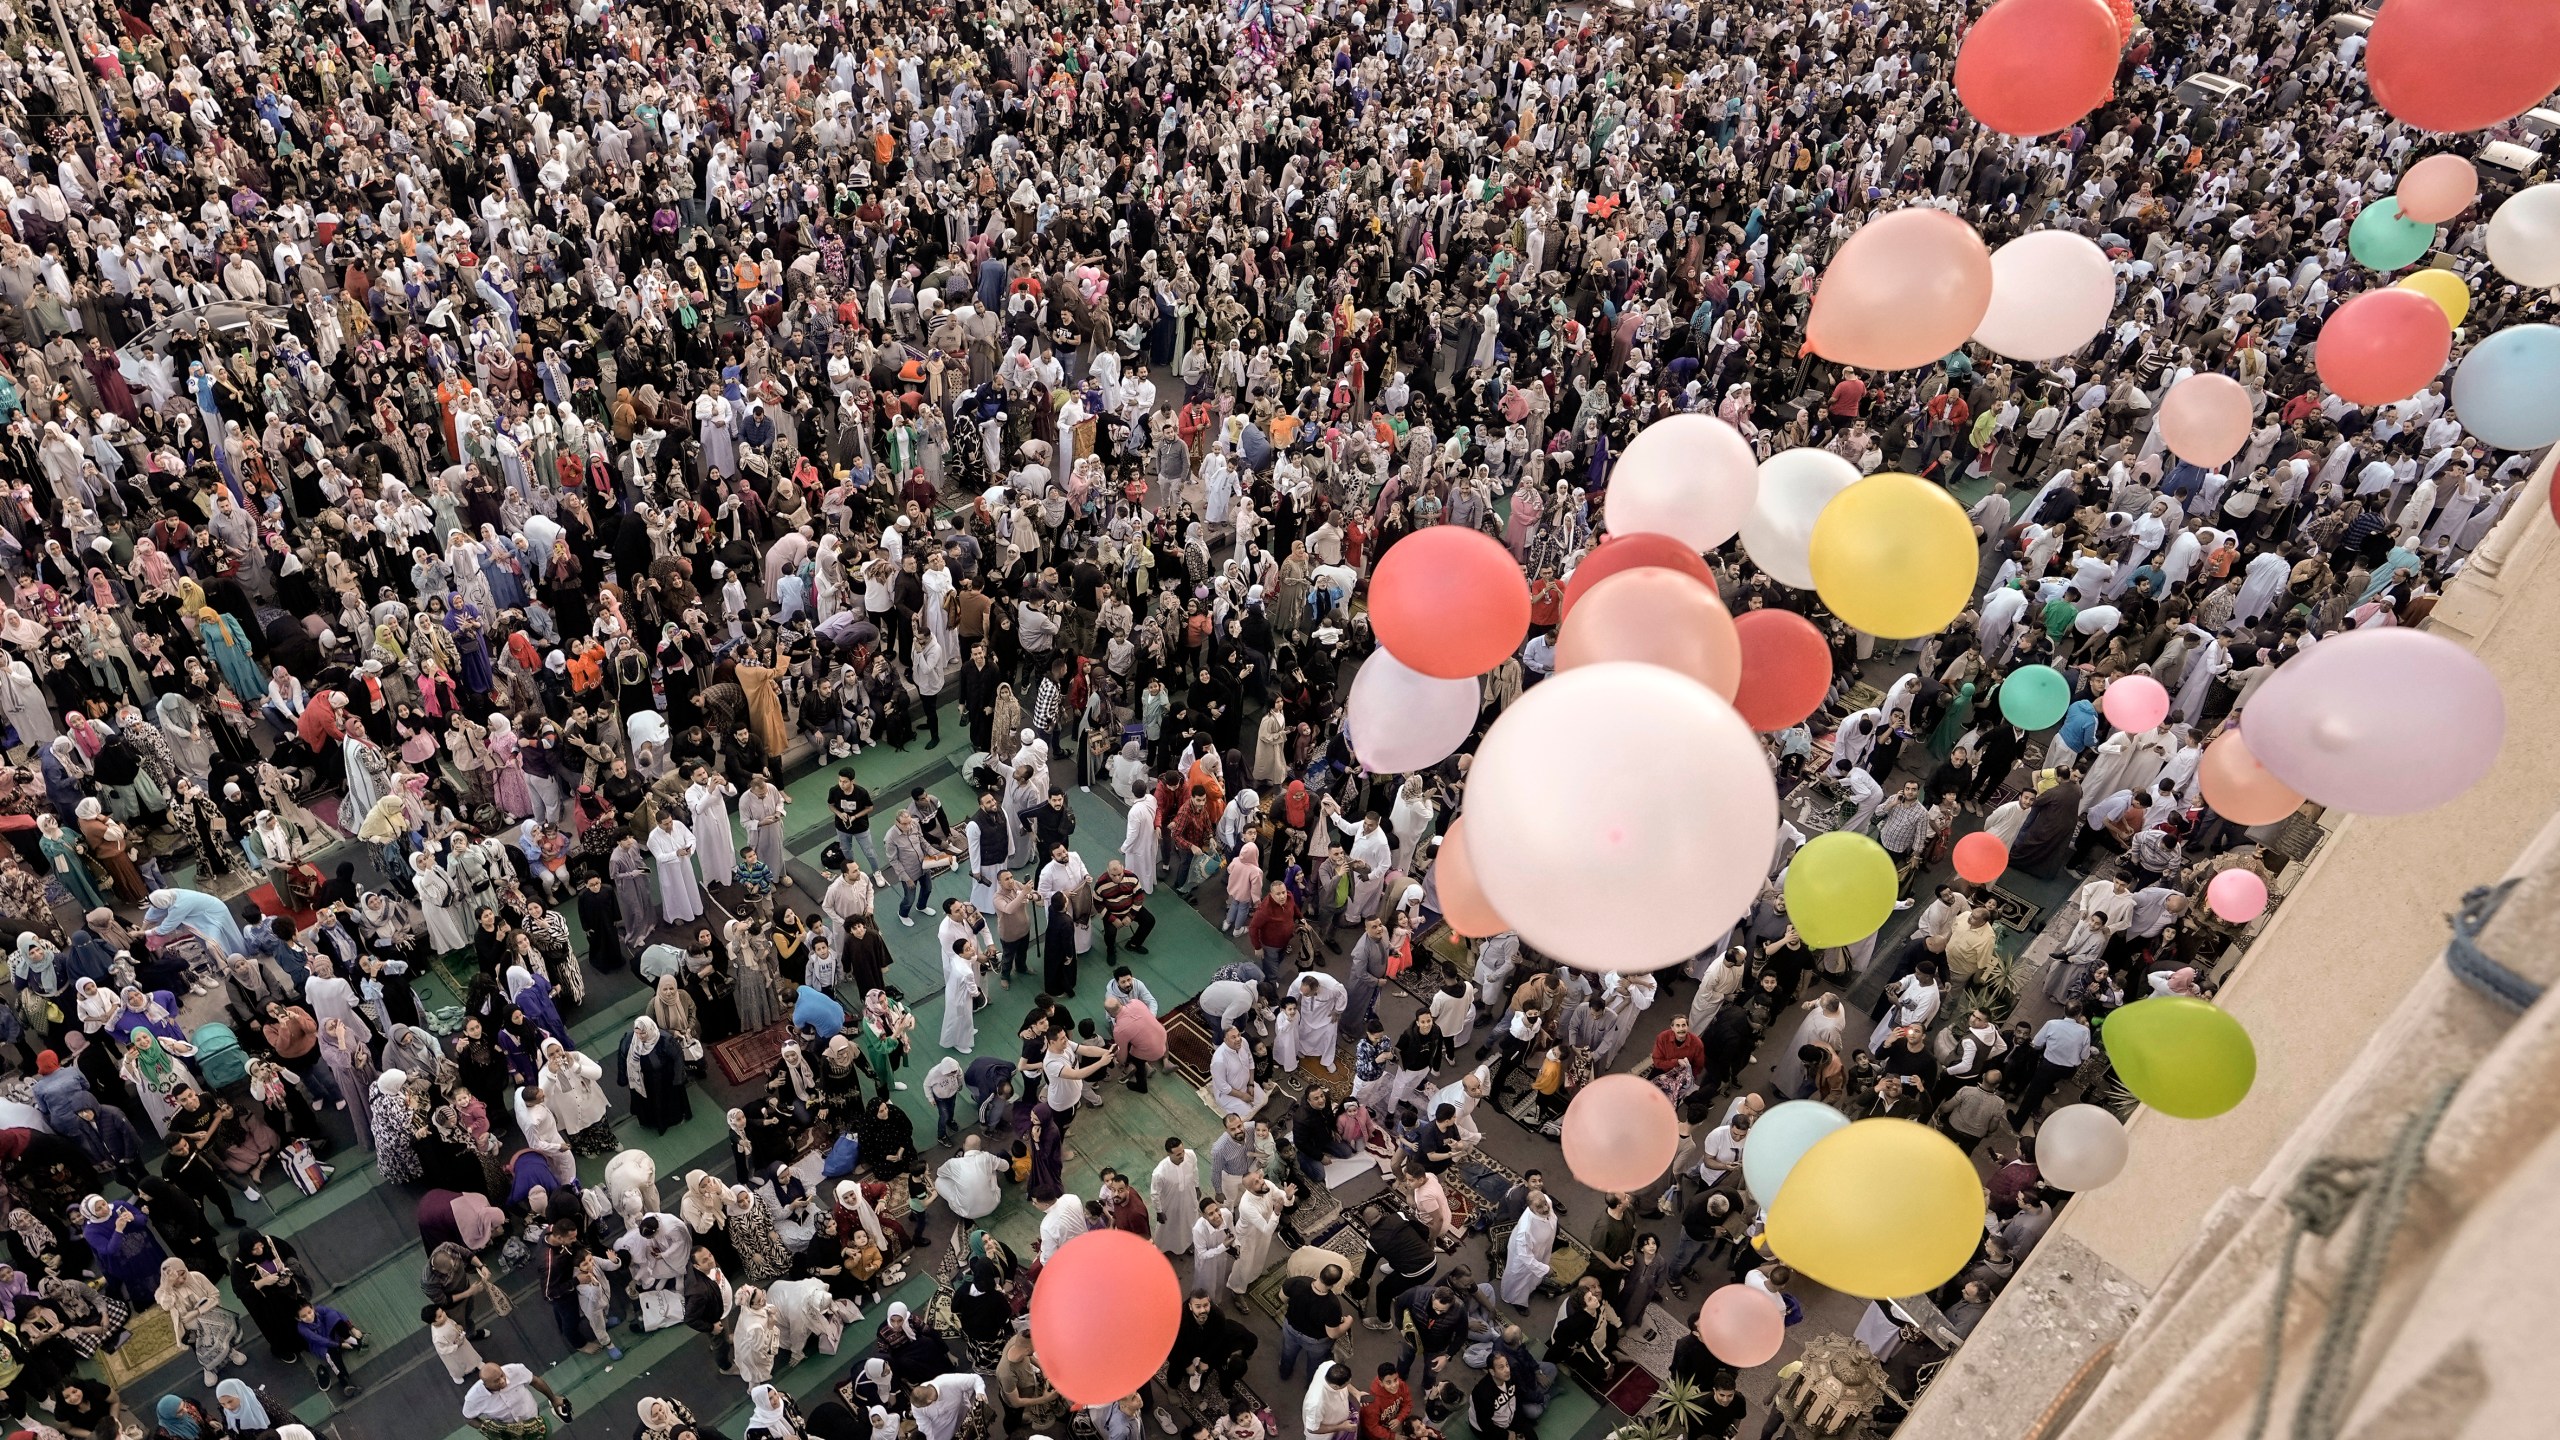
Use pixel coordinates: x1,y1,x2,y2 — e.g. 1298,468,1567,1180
2035,1104,2130,1191
1973,231,2115,361
1741,448,1861,590
1603,414,1760,552
1345,651,1481,774
1464,664,1777,971
2487,184,2560,289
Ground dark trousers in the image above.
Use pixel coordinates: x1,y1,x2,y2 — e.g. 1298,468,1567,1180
552,1293,595,1350
2014,1056,2077,1122
1102,906,1156,961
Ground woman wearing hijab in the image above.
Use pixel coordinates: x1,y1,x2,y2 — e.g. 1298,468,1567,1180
155,1258,249,1386
417,1189,506,1255
949,1230,1023,1352
728,1184,793,1284
731,1291,783,1388
79,1193,168,1304
636,1397,701,1440
650,975,702,1062
873,1300,957,1386
370,1070,424,1183
803,1401,869,1440
620,1017,693,1133
745,1383,801,1440
154,1394,214,1440
506,964,569,1048
230,1230,309,1360
211,1376,272,1432
537,1038,617,1156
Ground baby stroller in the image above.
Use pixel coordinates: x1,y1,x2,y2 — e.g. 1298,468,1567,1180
190,1020,250,1091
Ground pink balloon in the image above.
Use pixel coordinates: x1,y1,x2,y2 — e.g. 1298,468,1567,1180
2099,675,2170,733
1559,1074,1681,1193
2154,374,2253,467
2397,154,2481,226
1804,210,1994,372
2240,629,2505,815
1697,1284,1786,1368
2206,868,2269,924
2317,289,2452,407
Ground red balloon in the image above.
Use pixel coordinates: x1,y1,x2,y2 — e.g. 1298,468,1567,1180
2316,289,2452,407
1368,527,1531,679
1729,610,1831,731
1955,0,2121,137
1028,1230,1183,1405
1434,819,1511,939
2105,0,2135,44
1560,533,1719,621
1953,831,2009,885
2368,0,2560,134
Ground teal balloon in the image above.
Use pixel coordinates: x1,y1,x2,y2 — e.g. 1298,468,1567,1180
2453,323,2560,451
1998,664,2071,730
1742,1100,1851,1204
2349,198,2437,273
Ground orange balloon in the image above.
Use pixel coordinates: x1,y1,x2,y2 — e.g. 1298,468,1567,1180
2397,154,2480,226
1804,210,1994,372
1730,610,1832,731
2200,728,2305,826
1955,0,2121,137
1433,820,1511,939
1559,1074,1681,1194
1028,1229,1182,1405
1554,568,1742,699
2316,288,2451,407
2368,0,2560,134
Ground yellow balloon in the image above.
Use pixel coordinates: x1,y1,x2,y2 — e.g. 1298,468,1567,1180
2397,267,2471,327
1807,473,1977,639
1765,1119,1984,1298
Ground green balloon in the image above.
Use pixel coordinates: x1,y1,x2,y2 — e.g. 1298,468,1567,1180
2103,997,2257,1119
1998,665,2071,730
2349,198,2436,274
1783,832,1898,948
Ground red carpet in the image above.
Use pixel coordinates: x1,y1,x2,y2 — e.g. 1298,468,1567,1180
713,1022,794,1086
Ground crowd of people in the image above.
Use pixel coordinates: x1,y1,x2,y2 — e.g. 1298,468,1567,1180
0,0,2538,1436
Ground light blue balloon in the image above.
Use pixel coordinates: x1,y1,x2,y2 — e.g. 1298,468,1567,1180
2349,198,2436,273
2453,323,2560,451
1741,1100,1852,1204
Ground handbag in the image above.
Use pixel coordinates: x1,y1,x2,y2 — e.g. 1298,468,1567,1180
681,1034,706,1063
637,1286,686,1332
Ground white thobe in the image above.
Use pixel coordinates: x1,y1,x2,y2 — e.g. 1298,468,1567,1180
1208,1038,1268,1118
1151,1152,1202,1255
1121,794,1160,892
939,947,979,1052
1229,1183,1287,1292
648,822,704,923
687,781,738,887
1292,971,1348,1068
1498,1203,1557,1305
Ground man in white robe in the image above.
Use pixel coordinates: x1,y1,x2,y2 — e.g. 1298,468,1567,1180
1150,1139,1202,1255
615,1212,694,1290
1498,1192,1557,1305
686,773,739,888
939,939,981,1053
1121,790,1160,892
1227,1172,1288,1294
1208,1029,1268,1118
647,816,704,923
1291,971,1348,1069
2232,548,2291,627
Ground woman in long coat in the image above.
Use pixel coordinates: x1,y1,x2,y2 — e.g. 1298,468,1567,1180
736,653,792,758
2006,773,2084,878
619,1016,693,1133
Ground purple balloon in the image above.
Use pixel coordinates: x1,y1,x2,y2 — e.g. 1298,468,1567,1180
2242,630,2504,815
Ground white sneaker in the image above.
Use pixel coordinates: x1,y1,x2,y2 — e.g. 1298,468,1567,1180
893,1081,908,1090
899,915,915,927
241,1187,262,1202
